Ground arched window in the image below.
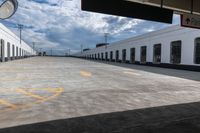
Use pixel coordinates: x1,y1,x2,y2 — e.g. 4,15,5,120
195,38,200,64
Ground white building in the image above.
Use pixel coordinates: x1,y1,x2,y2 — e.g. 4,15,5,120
74,25,200,71
0,23,36,62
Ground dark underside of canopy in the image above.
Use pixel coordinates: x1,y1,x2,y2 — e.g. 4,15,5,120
81,0,200,24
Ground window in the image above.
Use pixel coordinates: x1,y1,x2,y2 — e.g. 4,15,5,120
115,50,119,62
95,54,97,59
110,51,113,61
195,38,200,64
105,52,108,61
101,53,104,60
141,46,147,63
130,48,135,63
98,53,100,59
122,49,126,62
12,45,15,58
0,39,5,62
19,48,21,57
7,42,10,59
153,44,161,63
171,41,181,64
16,46,18,57
0,39,4,59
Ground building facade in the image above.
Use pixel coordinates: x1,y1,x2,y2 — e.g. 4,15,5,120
0,23,36,62
74,25,200,71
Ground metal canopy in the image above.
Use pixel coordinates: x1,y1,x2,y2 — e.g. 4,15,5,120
82,0,200,24
126,0,200,15
82,0,173,23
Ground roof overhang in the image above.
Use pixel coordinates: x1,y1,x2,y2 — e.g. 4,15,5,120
127,0,200,15
81,0,200,24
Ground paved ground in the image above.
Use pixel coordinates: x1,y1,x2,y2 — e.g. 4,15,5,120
0,57,200,132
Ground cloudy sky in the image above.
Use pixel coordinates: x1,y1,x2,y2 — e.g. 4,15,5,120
0,0,180,55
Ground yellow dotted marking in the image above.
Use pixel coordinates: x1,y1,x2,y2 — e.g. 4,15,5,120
80,70,92,77
0,100,17,109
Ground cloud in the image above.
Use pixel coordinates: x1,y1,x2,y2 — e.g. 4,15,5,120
0,0,180,55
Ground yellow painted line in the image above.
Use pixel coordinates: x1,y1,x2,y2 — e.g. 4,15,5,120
0,88,64,113
0,77,63,81
28,88,62,93
15,88,64,109
16,89,46,100
80,70,92,77
124,71,141,76
0,100,17,108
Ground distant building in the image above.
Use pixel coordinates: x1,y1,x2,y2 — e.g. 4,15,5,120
0,23,36,62
74,25,200,71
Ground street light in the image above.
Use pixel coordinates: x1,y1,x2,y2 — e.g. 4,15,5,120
0,0,18,19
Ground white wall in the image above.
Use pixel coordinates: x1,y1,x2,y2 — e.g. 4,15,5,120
74,25,200,66
0,23,36,60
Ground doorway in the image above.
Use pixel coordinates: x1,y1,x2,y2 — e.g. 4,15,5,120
110,51,113,61
141,46,147,63
171,41,181,64
130,48,135,63
0,39,5,62
122,49,126,63
105,52,108,61
153,44,161,63
115,50,119,62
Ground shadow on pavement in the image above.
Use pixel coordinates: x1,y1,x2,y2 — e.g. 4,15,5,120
89,60,200,82
1,102,200,133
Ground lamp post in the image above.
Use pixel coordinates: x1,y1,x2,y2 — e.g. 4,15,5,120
0,0,18,19
18,24,23,44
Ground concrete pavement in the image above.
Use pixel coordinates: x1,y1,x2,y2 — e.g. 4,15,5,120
0,57,200,132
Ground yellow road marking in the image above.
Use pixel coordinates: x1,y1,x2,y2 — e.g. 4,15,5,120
17,88,64,108
0,77,63,81
80,70,92,77
16,89,46,100
0,100,17,108
0,88,64,113
28,88,63,93
124,71,141,76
